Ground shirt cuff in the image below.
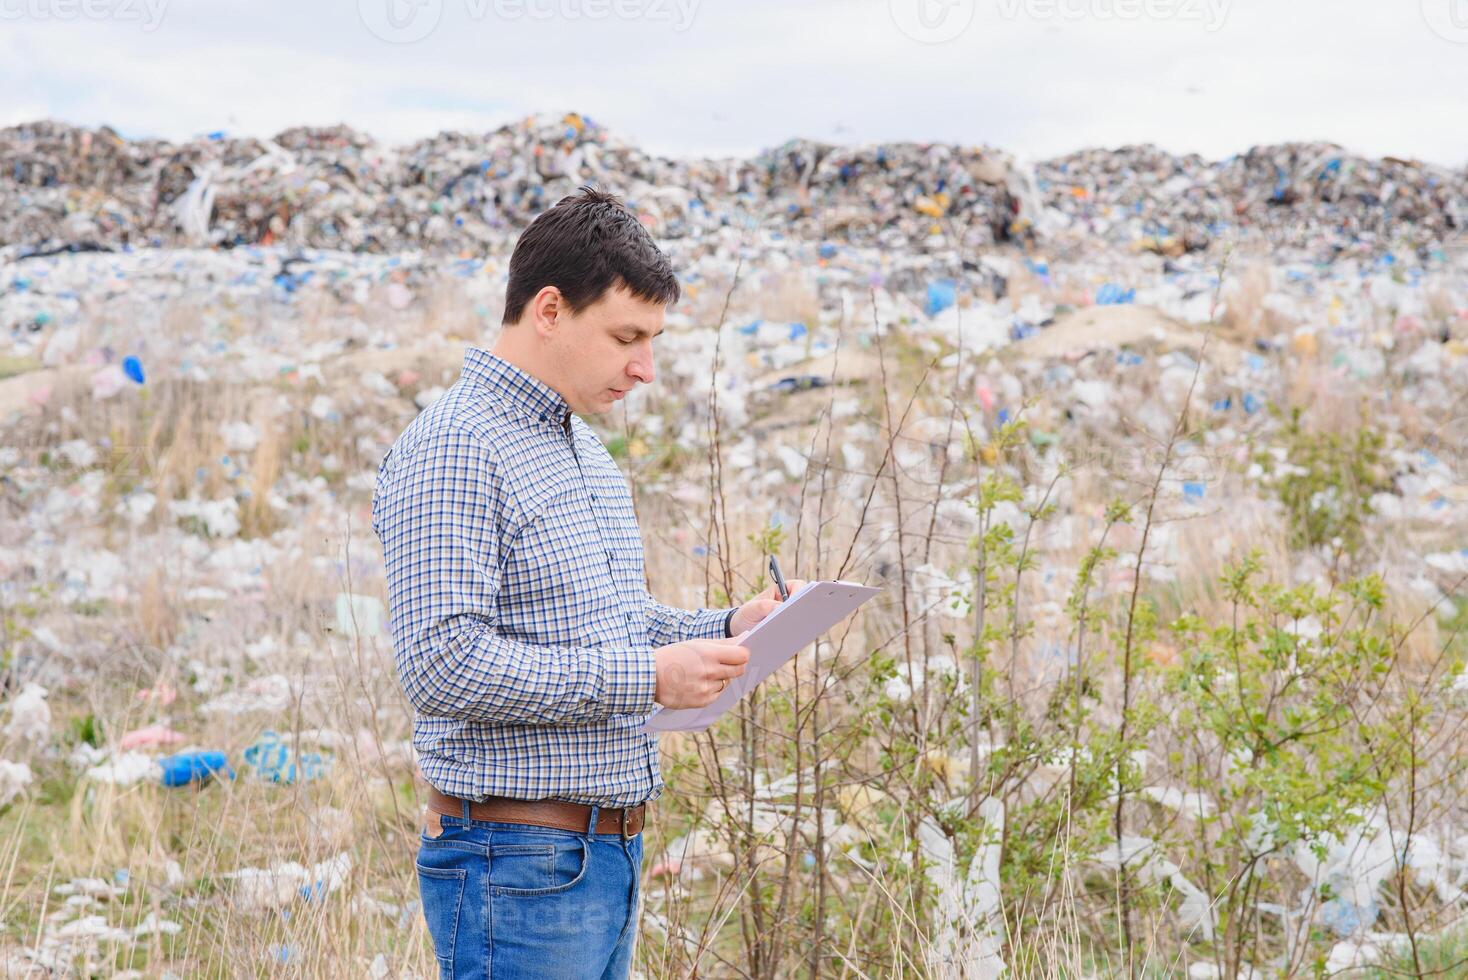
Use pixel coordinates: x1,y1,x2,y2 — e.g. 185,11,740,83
593,646,658,717
678,606,735,641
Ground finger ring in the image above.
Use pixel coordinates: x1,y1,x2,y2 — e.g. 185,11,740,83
718,678,728,693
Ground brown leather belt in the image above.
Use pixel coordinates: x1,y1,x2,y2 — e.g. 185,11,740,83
427,787,645,838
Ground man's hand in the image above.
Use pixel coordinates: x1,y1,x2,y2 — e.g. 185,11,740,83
729,579,808,635
654,637,750,708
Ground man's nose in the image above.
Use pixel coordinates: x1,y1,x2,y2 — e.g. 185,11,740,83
628,349,654,385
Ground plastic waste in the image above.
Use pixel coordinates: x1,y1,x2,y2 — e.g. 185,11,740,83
334,593,383,640
220,421,261,453
925,280,957,317
90,364,127,400
4,684,51,743
0,759,33,807
242,730,333,784
158,751,234,788
919,798,1006,978
5,120,1458,265
221,851,352,910
1095,283,1136,305
767,375,830,394
85,751,161,786
118,725,187,752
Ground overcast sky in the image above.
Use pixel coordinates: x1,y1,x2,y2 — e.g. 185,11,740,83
3,0,1466,166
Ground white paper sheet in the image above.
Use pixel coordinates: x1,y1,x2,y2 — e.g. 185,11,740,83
642,579,881,733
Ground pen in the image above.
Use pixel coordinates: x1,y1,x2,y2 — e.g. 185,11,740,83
769,555,790,601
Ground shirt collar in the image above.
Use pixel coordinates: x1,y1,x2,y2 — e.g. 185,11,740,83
461,347,573,435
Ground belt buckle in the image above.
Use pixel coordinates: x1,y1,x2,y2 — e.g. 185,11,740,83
619,806,633,840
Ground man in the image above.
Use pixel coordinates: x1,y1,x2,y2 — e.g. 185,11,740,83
372,187,802,979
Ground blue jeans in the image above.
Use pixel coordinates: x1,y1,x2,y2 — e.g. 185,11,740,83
416,805,643,980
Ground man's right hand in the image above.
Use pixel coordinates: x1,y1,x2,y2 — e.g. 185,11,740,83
653,635,750,708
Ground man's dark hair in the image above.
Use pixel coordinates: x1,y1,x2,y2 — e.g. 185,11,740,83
501,186,680,326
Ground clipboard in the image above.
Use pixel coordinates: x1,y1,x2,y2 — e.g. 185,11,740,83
642,579,882,734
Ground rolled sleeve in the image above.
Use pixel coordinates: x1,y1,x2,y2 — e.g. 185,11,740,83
376,422,653,725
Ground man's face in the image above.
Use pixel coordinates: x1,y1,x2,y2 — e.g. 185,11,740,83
547,283,664,415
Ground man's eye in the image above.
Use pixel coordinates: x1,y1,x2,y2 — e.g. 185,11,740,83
617,338,634,346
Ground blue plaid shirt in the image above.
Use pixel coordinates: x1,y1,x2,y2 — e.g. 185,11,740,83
372,347,734,807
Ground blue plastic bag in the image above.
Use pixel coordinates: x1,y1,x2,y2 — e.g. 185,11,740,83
925,280,957,317
243,731,333,784
158,751,233,787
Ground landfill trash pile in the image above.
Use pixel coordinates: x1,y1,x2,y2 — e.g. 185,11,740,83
1037,141,1468,260
1,118,1467,976
3,115,1465,263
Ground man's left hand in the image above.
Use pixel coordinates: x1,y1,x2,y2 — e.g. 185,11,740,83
729,579,808,635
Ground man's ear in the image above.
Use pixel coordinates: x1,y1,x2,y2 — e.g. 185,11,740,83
530,286,562,337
